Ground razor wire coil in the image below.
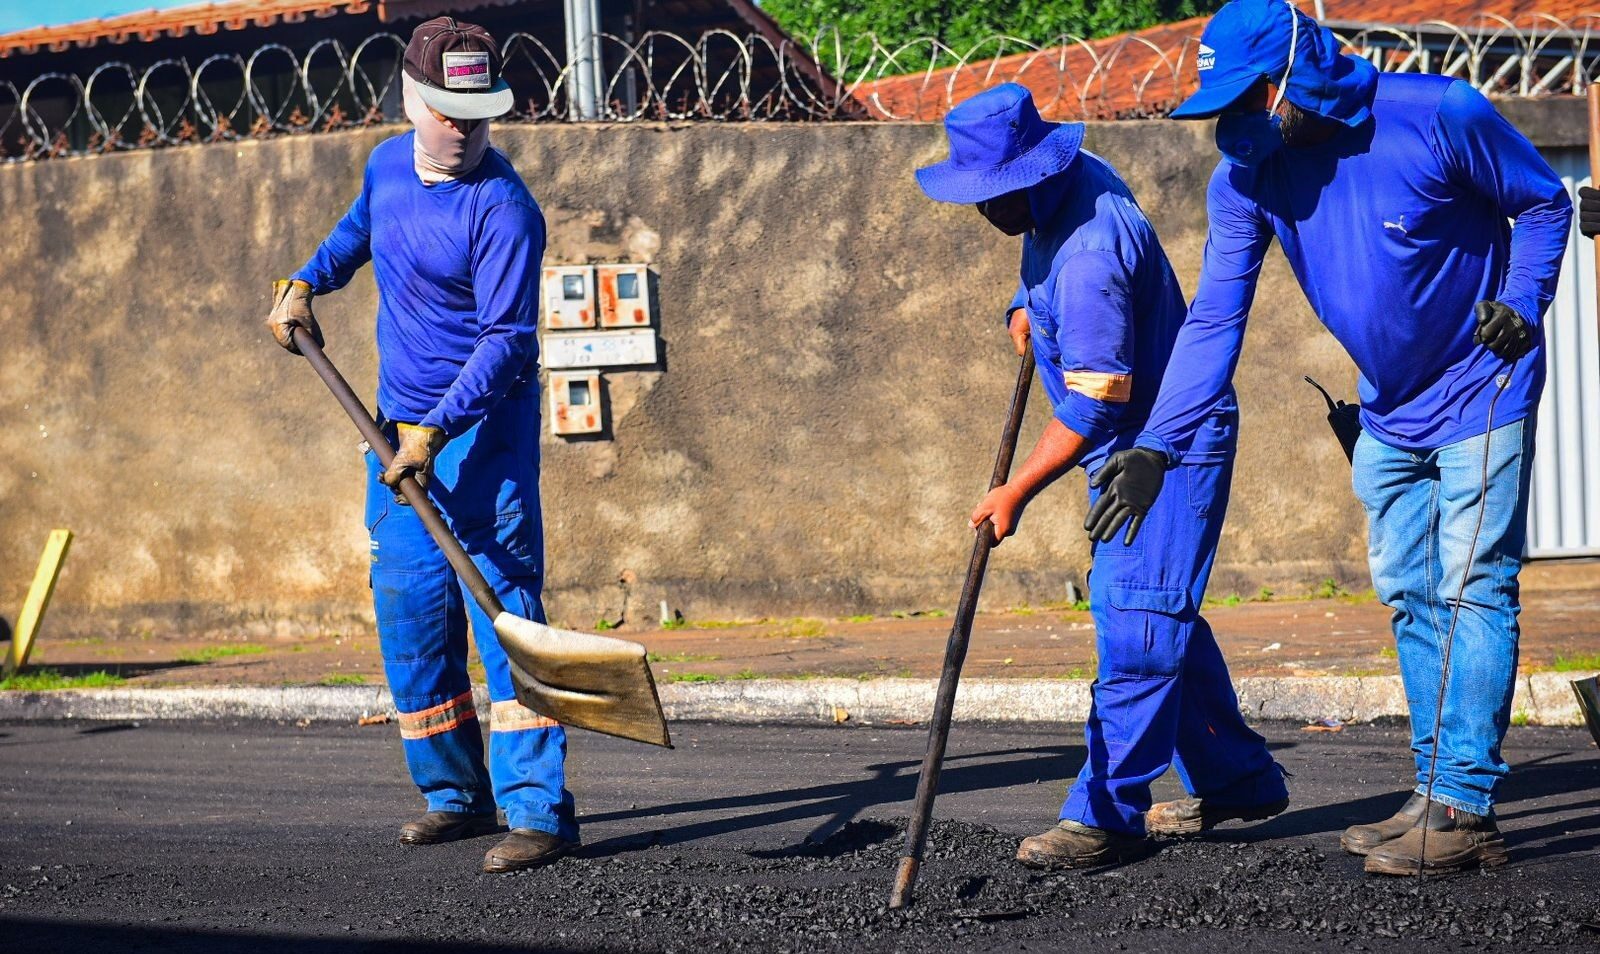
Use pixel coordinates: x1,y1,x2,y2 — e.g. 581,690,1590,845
3,13,1600,161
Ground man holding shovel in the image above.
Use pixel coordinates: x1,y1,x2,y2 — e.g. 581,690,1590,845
916,84,1288,869
264,17,577,873
1086,0,1570,874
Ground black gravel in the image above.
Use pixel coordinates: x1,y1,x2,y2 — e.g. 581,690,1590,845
1,720,1596,953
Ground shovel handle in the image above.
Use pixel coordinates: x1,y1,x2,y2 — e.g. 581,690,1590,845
292,328,506,619
889,339,1034,910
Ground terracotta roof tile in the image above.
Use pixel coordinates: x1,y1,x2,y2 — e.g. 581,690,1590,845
854,2,1600,121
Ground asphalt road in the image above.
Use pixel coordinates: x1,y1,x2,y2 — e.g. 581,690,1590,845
0,719,1596,953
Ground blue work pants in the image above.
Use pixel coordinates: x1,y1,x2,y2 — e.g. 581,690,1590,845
1061,410,1286,834
365,390,577,841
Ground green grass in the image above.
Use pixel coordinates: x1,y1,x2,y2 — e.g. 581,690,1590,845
1255,587,1275,602
1054,667,1091,680
594,618,617,632
1313,578,1346,600
664,672,719,684
1378,645,1398,659
758,618,829,640
660,617,689,631
1552,653,1600,672
646,652,721,664
318,673,367,686
176,644,268,664
889,609,948,620
1,669,126,691
842,614,875,623
732,668,760,680
1510,710,1533,727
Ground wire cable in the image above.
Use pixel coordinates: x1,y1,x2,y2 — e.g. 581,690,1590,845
1416,359,1515,879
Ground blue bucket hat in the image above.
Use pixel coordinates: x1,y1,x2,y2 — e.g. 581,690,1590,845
1172,0,1377,126
916,84,1085,204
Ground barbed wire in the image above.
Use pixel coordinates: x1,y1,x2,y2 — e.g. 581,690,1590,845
4,13,1600,161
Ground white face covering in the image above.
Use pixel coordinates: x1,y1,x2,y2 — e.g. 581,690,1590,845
402,72,490,184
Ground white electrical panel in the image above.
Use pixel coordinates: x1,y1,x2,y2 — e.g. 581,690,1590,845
542,328,658,369
542,265,596,329
597,264,653,328
549,371,603,436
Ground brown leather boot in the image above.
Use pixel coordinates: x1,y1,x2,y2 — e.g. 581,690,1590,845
1145,796,1289,836
1364,801,1507,876
1015,820,1146,870
482,829,578,873
398,811,502,846
1339,793,1426,856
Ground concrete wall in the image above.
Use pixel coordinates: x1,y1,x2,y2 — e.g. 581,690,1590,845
0,102,1579,638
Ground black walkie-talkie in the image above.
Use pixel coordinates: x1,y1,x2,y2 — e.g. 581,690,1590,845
1304,375,1362,464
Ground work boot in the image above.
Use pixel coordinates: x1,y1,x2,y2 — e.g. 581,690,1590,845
1363,801,1507,876
1015,820,1145,870
1339,793,1427,856
399,811,502,845
482,829,577,873
1145,796,1289,836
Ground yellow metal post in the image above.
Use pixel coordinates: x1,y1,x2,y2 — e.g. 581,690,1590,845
4,530,74,677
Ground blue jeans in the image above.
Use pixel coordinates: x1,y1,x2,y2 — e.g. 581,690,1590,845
365,390,577,841
1061,409,1287,835
1351,418,1535,816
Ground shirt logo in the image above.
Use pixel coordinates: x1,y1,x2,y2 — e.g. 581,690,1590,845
442,51,491,90
1383,213,1407,236
1197,44,1215,71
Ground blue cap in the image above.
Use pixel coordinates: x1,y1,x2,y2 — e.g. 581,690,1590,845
916,84,1084,204
1172,0,1377,126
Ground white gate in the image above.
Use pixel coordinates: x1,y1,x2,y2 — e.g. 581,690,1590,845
1528,149,1600,557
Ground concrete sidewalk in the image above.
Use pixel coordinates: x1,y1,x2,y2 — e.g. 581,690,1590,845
7,562,1598,726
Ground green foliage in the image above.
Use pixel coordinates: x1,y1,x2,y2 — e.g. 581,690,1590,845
664,672,720,683
647,651,721,663
319,673,367,686
594,618,617,631
762,1,1225,65
0,669,125,691
1313,578,1346,600
843,614,876,623
1255,586,1275,602
1510,710,1532,727
660,617,689,631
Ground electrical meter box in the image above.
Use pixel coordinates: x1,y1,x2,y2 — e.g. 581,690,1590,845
549,371,603,436
543,266,596,329
596,264,653,328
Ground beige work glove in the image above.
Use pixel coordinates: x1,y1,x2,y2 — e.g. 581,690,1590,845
266,279,323,355
381,423,447,490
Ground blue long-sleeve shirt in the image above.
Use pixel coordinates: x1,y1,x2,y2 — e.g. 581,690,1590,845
1007,150,1226,473
1136,74,1571,461
293,132,544,438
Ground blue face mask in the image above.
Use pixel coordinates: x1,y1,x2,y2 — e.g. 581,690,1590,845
1215,111,1284,167
1214,0,1299,169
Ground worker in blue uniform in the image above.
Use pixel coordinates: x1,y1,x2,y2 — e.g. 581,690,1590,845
1085,0,1570,874
265,17,577,873
916,83,1288,868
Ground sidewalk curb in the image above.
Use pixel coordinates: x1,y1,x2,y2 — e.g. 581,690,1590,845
1,672,1595,726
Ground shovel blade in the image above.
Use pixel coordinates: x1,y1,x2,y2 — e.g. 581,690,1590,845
493,612,671,748
1573,675,1600,748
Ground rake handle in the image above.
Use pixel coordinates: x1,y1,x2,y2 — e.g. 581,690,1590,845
293,328,506,619
889,340,1034,910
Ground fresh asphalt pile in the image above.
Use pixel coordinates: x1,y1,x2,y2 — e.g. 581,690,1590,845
455,818,1595,953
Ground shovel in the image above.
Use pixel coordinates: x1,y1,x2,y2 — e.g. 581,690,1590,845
292,329,670,747
888,341,1034,909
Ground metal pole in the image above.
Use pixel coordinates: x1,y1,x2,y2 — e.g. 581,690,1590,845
888,342,1034,910
564,0,602,120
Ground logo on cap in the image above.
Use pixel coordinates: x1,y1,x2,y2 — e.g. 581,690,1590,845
1197,44,1215,71
442,51,491,90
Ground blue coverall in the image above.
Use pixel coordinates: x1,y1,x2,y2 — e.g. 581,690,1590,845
1011,151,1287,835
294,132,577,841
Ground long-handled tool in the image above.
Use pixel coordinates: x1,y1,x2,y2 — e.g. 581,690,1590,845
889,342,1034,909
293,329,670,747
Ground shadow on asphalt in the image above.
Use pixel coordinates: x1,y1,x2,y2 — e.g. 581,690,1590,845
0,919,578,954
1196,751,1600,861
579,743,1085,858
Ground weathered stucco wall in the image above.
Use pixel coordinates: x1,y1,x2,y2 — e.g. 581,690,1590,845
0,104,1578,638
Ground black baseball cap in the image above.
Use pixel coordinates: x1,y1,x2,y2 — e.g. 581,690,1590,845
403,17,513,120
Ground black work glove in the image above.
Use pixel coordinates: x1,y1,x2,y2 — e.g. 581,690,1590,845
1579,185,1600,239
1083,447,1168,546
266,279,323,355
1473,300,1532,361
